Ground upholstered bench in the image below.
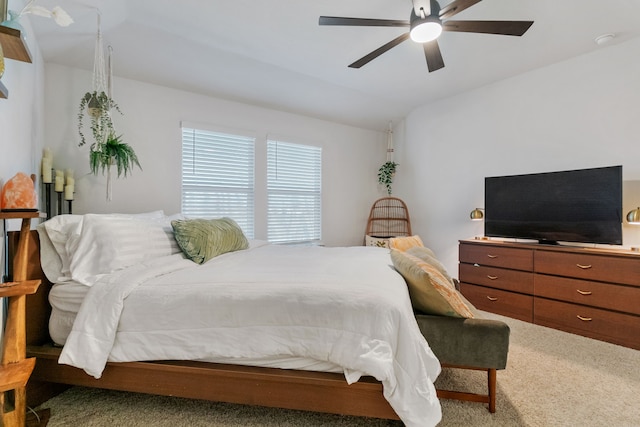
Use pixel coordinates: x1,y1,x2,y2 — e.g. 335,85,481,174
385,237,510,413
415,297,510,413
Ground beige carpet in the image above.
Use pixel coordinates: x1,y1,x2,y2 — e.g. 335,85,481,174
35,312,640,426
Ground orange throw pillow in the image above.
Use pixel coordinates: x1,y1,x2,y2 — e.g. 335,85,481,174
389,235,424,252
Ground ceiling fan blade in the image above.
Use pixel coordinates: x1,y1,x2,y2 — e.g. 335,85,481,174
423,40,445,72
319,16,409,27
349,33,410,68
443,20,533,36
439,0,482,20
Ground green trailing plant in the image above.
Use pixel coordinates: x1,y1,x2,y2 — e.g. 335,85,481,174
90,133,141,177
78,91,122,147
378,161,398,195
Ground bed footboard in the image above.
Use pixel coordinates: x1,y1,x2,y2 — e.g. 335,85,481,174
27,345,399,420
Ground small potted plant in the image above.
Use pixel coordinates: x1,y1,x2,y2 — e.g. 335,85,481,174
89,133,141,201
89,133,141,177
378,161,398,195
78,91,122,147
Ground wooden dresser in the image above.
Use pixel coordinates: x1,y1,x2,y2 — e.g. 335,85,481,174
458,239,640,350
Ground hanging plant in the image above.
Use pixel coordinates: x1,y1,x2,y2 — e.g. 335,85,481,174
90,133,142,202
378,161,398,195
89,133,141,177
77,90,122,147
78,15,142,201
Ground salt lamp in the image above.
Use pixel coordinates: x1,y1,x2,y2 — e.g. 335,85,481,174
1,173,38,210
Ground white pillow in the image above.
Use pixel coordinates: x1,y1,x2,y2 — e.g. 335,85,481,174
365,235,390,248
42,214,84,282
37,222,64,283
63,211,165,275
42,211,165,283
68,214,181,286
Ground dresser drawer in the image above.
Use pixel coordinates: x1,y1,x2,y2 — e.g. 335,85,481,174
459,283,533,322
459,263,533,294
535,275,640,316
459,243,533,271
535,250,640,287
534,298,640,350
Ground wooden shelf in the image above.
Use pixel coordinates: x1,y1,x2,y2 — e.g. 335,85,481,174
0,211,42,220
0,79,7,99
0,280,41,298
0,25,32,63
0,212,41,427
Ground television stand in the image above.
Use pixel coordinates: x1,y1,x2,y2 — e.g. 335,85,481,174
458,239,640,350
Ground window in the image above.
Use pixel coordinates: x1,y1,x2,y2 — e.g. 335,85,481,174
181,126,255,238
267,139,322,244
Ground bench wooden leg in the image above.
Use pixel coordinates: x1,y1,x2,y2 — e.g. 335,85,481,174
436,365,499,413
488,368,496,413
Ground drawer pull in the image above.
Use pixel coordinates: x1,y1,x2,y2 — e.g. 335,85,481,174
576,264,592,269
487,275,498,280
486,296,498,301
473,263,480,267
576,315,593,322
576,289,592,296
487,254,498,259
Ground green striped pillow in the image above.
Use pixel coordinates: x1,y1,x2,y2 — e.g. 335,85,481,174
171,217,249,264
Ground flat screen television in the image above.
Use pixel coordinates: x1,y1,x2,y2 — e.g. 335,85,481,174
484,165,623,245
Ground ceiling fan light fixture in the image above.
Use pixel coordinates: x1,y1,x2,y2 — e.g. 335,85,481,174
409,7,442,43
410,19,442,43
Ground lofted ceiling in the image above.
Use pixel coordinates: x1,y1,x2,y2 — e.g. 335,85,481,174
25,0,640,131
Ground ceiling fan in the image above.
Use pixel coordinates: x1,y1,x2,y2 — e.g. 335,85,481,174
319,0,533,73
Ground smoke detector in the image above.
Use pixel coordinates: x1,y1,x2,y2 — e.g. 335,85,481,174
594,33,615,45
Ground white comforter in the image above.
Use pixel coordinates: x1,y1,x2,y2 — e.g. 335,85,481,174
59,243,442,426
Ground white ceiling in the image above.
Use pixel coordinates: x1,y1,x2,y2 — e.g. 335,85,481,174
27,0,640,131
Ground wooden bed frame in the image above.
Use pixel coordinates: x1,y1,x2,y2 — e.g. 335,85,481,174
13,230,402,421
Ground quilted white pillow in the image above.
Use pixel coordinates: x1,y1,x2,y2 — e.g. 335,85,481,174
68,213,180,286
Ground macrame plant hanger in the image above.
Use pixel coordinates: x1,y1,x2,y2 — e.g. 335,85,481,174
92,12,107,103
92,11,115,201
105,45,114,202
386,121,394,163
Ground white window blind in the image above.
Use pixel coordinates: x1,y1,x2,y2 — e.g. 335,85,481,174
181,127,255,238
267,139,322,244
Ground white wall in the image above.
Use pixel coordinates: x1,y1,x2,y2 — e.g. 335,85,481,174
0,13,45,342
395,36,640,276
0,16,45,281
0,26,45,178
43,64,388,246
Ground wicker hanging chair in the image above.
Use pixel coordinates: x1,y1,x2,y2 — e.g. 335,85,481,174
364,197,412,246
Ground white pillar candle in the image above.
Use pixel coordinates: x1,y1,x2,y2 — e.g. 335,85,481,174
66,176,74,187
43,147,52,159
42,158,52,183
55,175,64,192
64,184,74,200
65,169,74,181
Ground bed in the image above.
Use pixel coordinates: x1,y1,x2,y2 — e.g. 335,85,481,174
17,212,444,426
